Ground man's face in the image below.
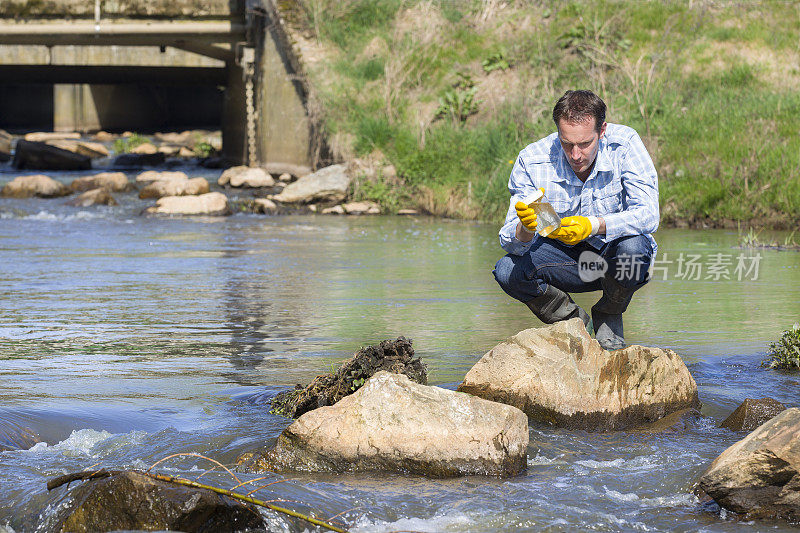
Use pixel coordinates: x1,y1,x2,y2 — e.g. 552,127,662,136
557,117,606,178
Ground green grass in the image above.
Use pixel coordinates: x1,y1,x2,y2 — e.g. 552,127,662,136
763,324,800,370
298,0,800,225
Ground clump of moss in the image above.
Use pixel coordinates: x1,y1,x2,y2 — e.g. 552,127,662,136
763,324,800,370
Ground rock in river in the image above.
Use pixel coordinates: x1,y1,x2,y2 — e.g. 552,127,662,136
47,470,265,532
66,187,117,207
1,174,71,198
457,318,700,431
113,152,166,167
13,140,91,171
241,371,528,477
144,192,229,216
721,398,786,432
272,164,349,204
139,177,210,199
70,172,131,193
697,408,800,522
218,166,275,187
135,170,189,183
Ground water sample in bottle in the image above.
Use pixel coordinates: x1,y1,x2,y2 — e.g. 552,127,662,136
523,189,561,237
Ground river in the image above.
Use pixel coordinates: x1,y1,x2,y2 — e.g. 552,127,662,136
1,166,798,532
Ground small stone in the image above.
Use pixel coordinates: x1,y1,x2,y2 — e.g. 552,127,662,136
1,174,71,198
144,192,229,216
130,143,158,155
135,171,189,183
254,198,277,213
178,146,195,158
93,131,113,142
157,145,181,156
70,172,131,193
138,177,209,199
398,209,419,215
322,205,345,215
343,201,381,215
278,173,292,182
218,166,275,188
721,398,786,432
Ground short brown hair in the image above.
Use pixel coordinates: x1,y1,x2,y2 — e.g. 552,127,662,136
552,90,606,133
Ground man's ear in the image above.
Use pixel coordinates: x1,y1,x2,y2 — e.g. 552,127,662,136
599,121,607,139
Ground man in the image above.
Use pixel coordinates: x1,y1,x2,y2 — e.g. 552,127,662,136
493,90,659,350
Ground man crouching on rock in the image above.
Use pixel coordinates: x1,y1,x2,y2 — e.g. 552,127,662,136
493,89,659,350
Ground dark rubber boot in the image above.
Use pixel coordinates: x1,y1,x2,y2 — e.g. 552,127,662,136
525,285,590,330
591,275,635,351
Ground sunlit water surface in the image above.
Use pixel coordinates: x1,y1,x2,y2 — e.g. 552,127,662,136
1,168,799,532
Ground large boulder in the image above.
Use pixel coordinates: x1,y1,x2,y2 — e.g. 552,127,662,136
697,408,800,522
721,398,786,432
144,192,229,216
218,166,275,188
13,140,91,171
1,174,71,198
271,337,426,419
457,319,700,431
241,371,528,477
272,164,349,204
66,188,117,207
70,172,131,193
47,470,266,532
139,177,210,199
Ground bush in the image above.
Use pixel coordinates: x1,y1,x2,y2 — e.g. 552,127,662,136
112,133,150,154
763,324,800,370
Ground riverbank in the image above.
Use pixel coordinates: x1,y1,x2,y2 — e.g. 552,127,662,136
277,0,799,229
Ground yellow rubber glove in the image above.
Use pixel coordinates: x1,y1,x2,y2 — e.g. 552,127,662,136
547,216,596,245
515,202,538,233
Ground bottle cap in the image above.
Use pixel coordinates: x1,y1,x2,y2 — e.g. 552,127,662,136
522,188,544,204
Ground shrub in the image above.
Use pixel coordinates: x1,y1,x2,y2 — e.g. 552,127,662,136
763,324,800,370
112,133,150,154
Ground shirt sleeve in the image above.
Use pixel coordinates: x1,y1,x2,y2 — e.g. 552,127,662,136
499,155,539,255
603,132,660,240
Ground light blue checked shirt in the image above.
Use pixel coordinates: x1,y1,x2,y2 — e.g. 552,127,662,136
499,123,659,256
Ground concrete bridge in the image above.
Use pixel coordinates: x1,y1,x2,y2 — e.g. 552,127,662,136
0,0,314,169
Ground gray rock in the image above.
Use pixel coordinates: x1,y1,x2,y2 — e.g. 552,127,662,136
263,162,311,178
135,170,189,183
272,164,350,204
458,318,700,431
13,140,91,171
144,192,229,216
343,201,381,215
254,198,277,213
321,205,344,215
697,408,800,522
48,470,265,532
241,371,528,477
139,177,210,199
70,172,131,193
721,398,786,432
1,174,71,198
66,187,117,207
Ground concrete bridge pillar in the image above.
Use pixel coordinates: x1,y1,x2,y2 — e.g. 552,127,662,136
222,62,248,165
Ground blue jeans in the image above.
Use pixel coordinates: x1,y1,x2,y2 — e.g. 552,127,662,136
493,235,654,305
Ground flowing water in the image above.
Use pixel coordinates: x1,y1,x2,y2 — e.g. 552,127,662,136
1,166,799,532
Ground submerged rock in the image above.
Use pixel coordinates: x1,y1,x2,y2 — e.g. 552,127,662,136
70,172,131,193
457,318,700,431
697,408,800,522
272,164,349,204
721,398,786,432
13,140,91,171
48,470,266,532
66,187,117,207
139,177,210,199
1,174,71,198
144,192,229,216
113,152,166,167
270,336,426,418
135,170,189,183
241,371,528,477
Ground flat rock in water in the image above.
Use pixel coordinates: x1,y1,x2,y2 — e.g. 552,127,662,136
70,172,131,193
1,174,71,198
270,336,426,418
697,408,800,522
241,371,529,477
0,130,11,162
47,470,266,532
66,187,117,207
721,398,786,432
144,192,229,216
457,318,700,431
272,164,349,204
135,170,189,183
139,177,209,199
13,140,91,171
24,132,80,142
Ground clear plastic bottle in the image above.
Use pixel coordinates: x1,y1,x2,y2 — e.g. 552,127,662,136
524,189,561,237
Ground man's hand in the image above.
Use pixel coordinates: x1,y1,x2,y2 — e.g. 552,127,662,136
515,201,538,234
547,216,599,245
